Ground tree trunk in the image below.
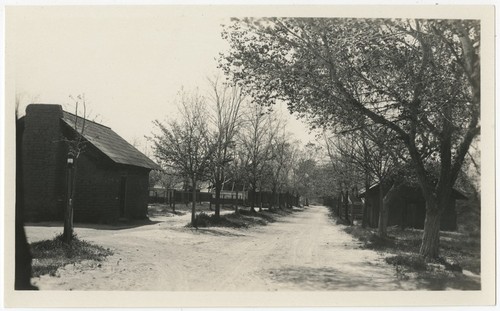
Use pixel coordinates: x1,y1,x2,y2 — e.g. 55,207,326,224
276,189,280,210
214,182,222,218
172,190,176,213
419,205,441,258
63,164,75,244
235,189,239,214
338,193,342,219
344,190,350,224
377,184,387,238
271,186,277,210
362,171,370,228
250,186,256,212
259,185,263,212
361,202,368,228
191,178,197,225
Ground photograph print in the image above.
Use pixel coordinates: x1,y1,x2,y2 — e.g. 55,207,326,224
5,5,495,308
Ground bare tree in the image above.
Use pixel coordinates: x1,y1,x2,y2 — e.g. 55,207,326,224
61,94,89,244
225,143,250,213
207,77,244,218
237,102,278,212
152,89,215,225
268,125,298,209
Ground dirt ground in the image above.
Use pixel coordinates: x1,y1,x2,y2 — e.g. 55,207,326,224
25,205,478,291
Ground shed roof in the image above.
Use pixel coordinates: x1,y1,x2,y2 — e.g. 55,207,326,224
61,111,161,170
359,182,468,200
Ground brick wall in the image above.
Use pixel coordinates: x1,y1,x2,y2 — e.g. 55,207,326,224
22,104,66,221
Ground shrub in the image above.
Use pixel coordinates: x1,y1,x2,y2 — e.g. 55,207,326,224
190,212,249,228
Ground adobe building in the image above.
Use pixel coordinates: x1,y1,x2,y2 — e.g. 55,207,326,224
21,104,161,223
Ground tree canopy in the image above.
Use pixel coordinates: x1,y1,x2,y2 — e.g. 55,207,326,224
221,17,480,258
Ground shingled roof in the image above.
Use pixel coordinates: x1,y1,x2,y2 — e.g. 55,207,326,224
61,111,161,170
359,182,467,200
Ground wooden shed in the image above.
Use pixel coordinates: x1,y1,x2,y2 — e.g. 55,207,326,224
359,183,467,231
21,104,161,223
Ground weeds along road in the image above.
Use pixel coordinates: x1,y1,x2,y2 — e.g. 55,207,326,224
28,205,418,290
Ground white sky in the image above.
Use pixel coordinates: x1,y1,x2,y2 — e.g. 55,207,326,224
6,6,316,155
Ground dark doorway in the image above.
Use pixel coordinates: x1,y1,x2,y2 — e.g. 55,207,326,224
119,177,127,218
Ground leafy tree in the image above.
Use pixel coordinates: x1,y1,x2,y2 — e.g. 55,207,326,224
324,125,403,235
152,90,215,224
149,169,163,188
292,157,317,206
221,18,480,258
323,134,364,223
310,163,338,200
149,168,181,190
265,117,296,209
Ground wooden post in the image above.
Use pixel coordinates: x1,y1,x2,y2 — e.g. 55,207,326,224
172,190,176,212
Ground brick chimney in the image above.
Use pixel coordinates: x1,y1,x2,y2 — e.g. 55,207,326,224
22,104,67,221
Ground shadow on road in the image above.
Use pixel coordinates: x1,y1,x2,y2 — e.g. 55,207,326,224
186,228,248,237
412,273,481,290
26,219,162,231
267,264,405,291
266,263,481,291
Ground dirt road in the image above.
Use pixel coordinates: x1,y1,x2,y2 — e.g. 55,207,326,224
28,205,419,290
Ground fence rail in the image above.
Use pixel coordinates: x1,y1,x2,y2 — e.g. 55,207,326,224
149,189,300,208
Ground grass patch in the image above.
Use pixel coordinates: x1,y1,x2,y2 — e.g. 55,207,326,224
187,207,299,229
240,209,276,222
268,207,295,216
30,233,113,277
341,219,479,272
386,254,427,271
340,221,479,275
240,207,298,222
329,203,480,275
191,212,251,228
187,212,267,228
327,206,352,226
147,204,187,217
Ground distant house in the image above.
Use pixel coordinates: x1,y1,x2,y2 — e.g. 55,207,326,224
359,183,467,231
149,180,215,204
21,104,161,223
210,182,248,200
